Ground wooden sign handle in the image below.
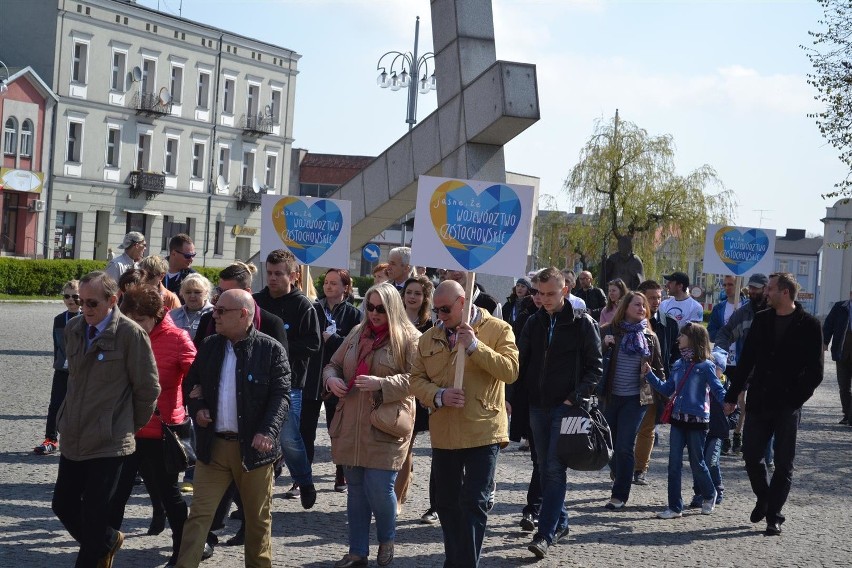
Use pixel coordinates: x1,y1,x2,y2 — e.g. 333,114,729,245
453,271,476,389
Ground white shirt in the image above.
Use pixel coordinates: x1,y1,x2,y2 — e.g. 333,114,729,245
215,341,240,433
660,295,704,330
567,293,587,310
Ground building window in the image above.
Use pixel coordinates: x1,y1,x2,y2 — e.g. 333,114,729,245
164,137,178,175
299,183,338,198
106,127,120,167
265,154,277,188
778,260,789,273
798,261,809,275
223,78,235,114
170,65,183,104
247,84,259,117
162,216,192,251
241,151,255,186
214,221,224,255
191,142,205,178
126,212,145,234
72,42,88,83
111,51,127,91
218,146,230,182
67,121,83,162
271,89,282,124
3,118,17,156
20,120,33,157
141,58,156,94
53,211,78,259
137,133,152,171
197,71,211,109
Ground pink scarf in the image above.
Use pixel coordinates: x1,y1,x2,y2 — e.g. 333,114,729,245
350,321,389,388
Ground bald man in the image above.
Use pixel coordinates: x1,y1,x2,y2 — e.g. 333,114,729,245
409,280,519,567
176,289,291,568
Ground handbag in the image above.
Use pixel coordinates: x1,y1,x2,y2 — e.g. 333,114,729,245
160,413,196,475
556,398,613,471
370,398,414,439
660,362,696,424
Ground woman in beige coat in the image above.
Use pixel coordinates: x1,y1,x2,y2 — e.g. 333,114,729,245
323,283,420,568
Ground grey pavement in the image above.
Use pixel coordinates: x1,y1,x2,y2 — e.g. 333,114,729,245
1,302,851,567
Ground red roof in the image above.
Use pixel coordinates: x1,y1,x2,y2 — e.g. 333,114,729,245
300,153,374,185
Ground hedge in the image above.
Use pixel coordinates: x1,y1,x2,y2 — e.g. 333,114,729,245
0,258,221,296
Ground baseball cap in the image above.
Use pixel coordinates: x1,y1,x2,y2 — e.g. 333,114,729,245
747,273,768,288
119,231,146,249
663,271,689,288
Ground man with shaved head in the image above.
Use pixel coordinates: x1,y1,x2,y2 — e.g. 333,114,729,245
175,288,291,568
410,280,519,567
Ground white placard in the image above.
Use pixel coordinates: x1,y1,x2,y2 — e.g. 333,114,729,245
703,224,776,277
260,195,351,268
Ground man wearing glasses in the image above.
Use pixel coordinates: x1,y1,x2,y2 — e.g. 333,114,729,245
176,289,291,568
51,271,160,568
409,279,519,568
105,231,146,281
164,233,197,297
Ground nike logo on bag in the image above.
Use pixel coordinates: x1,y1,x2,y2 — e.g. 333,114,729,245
560,416,591,435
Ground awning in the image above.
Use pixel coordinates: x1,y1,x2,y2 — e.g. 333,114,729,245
123,209,163,216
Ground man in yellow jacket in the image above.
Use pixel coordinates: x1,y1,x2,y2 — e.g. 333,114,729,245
410,279,519,567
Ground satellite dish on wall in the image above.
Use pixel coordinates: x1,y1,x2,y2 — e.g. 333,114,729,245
131,66,142,82
216,175,228,193
158,87,172,105
251,178,261,194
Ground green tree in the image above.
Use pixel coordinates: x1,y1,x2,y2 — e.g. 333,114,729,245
562,111,735,279
803,0,852,197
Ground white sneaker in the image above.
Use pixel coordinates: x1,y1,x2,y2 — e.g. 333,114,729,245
656,508,682,519
701,492,717,515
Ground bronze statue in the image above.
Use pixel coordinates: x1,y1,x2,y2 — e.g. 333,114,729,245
604,236,645,290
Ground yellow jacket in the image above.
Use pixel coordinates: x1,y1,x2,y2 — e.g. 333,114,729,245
409,309,519,450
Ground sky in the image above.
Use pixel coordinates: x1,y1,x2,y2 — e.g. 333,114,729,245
140,0,847,237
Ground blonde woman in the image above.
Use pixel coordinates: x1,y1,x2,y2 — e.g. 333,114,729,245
323,283,420,567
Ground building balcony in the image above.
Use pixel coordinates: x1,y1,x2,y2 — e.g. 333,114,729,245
234,185,264,210
239,113,273,137
131,91,173,117
129,171,166,200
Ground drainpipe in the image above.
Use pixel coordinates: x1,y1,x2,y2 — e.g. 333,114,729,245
202,33,224,267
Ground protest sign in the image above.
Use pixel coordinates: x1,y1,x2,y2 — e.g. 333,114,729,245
261,195,351,268
703,224,775,277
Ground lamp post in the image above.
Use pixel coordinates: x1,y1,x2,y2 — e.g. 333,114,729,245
375,16,436,131
0,60,10,95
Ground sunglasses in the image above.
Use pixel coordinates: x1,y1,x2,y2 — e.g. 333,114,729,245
63,294,80,300
432,305,454,315
365,302,387,314
179,252,197,260
213,306,242,316
82,299,102,308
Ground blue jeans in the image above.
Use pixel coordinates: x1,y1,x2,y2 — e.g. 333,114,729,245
279,388,313,486
602,395,647,503
693,437,723,499
528,404,571,544
667,425,716,512
344,466,398,557
432,445,499,568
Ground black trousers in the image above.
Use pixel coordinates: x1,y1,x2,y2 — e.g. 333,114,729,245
523,435,542,517
300,397,336,464
52,454,126,568
835,330,852,420
45,370,69,440
742,407,801,525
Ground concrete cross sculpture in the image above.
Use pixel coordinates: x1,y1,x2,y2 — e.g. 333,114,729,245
327,0,540,251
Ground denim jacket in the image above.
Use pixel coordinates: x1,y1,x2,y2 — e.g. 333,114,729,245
645,358,726,421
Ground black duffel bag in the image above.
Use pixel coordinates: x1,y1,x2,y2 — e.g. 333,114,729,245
556,399,613,471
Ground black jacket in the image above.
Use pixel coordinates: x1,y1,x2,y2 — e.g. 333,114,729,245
823,300,851,362
518,302,603,408
725,303,823,412
648,310,679,380
184,327,291,471
573,286,607,313
254,288,321,390
164,268,197,297
304,299,362,400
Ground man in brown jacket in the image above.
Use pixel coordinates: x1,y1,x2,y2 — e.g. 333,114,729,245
52,271,160,568
410,280,519,567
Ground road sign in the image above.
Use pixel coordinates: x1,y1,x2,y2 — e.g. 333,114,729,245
362,243,381,263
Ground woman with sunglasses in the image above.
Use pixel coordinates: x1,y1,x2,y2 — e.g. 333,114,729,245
323,283,420,567
598,291,664,510
303,268,363,493
171,273,215,340
599,278,628,326
34,280,82,455
112,284,197,567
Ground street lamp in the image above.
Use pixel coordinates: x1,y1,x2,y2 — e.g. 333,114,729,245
0,60,10,95
375,16,436,131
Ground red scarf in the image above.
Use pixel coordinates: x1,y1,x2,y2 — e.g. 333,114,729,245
350,321,389,388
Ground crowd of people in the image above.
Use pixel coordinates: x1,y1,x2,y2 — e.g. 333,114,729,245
35,233,828,567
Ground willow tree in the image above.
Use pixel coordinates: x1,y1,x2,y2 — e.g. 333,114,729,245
562,111,736,279
803,0,852,197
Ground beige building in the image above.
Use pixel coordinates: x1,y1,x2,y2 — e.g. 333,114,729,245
0,0,299,265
